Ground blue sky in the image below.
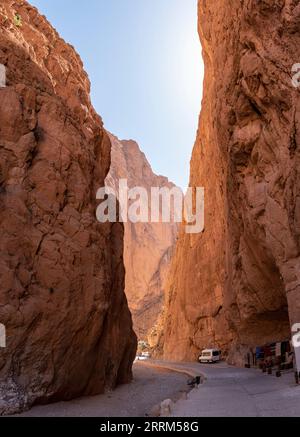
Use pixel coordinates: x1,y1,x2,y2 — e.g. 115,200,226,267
29,0,203,189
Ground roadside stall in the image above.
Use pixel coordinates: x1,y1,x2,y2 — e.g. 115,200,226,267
249,340,296,381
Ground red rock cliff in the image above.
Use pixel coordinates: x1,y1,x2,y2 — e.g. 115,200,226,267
0,0,136,414
162,0,300,364
106,134,178,342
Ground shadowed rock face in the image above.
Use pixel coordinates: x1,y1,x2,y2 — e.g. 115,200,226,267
161,0,300,364
106,134,178,342
0,0,136,414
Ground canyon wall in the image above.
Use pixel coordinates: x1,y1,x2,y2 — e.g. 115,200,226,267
0,0,136,414
162,0,300,364
106,134,178,341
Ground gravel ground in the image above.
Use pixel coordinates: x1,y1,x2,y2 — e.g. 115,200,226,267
16,362,189,417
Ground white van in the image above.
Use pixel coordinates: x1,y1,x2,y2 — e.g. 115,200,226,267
199,349,221,364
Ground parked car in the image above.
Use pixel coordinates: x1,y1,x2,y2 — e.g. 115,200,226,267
141,351,151,359
199,348,221,364
135,351,151,361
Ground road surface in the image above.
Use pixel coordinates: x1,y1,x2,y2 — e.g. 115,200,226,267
147,360,300,417
14,360,300,417
16,362,188,417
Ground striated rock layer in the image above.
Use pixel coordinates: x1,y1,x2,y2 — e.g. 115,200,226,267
0,0,136,414
162,0,300,365
106,134,178,341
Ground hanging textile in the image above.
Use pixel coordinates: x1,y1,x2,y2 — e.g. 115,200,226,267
276,342,281,357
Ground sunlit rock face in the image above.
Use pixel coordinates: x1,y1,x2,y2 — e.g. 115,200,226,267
0,0,136,414
106,134,178,342
161,0,300,364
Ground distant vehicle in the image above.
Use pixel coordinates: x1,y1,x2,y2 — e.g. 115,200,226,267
141,351,151,359
199,349,221,364
135,351,151,361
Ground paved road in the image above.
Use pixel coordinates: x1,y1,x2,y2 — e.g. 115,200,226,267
147,360,300,417
15,360,300,417
16,362,188,417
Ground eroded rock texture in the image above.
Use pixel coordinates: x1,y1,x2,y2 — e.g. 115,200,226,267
106,134,178,341
162,0,300,365
0,0,136,414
